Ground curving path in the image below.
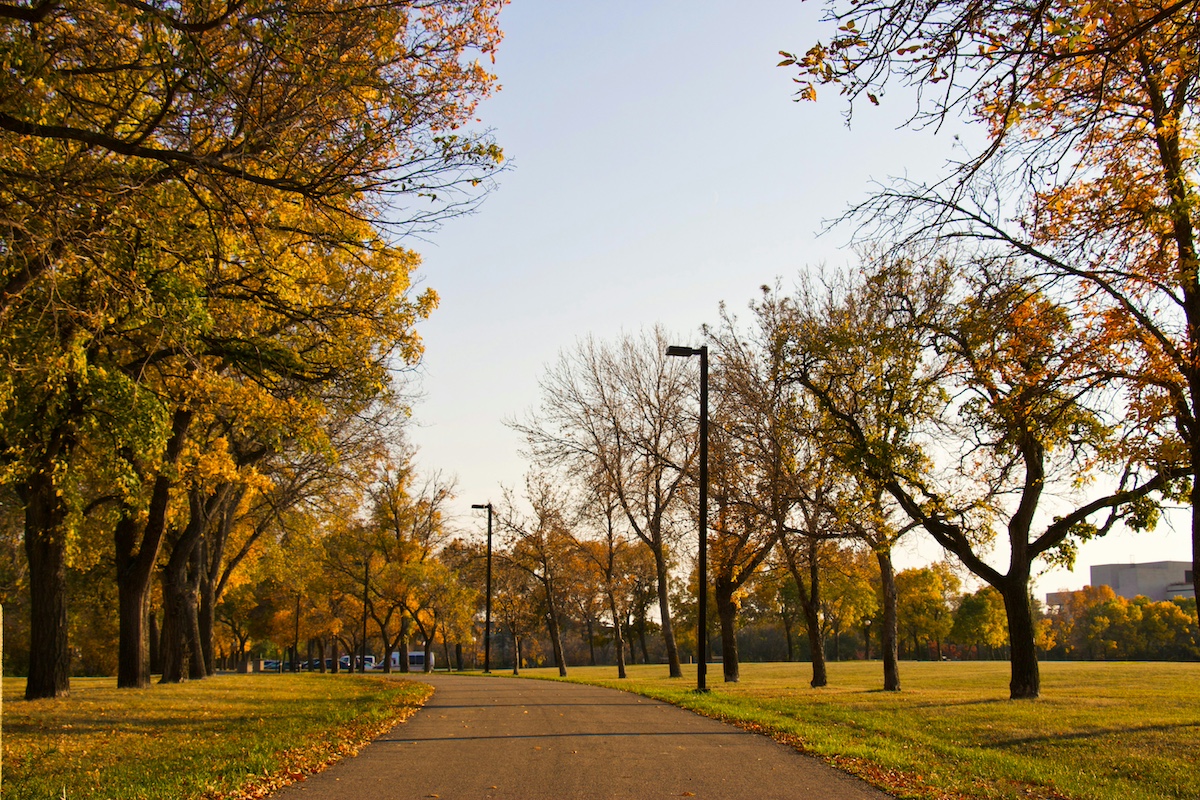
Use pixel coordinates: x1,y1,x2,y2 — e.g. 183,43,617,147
271,673,892,800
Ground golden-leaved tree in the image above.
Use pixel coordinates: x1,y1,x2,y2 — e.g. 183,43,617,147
1,0,504,698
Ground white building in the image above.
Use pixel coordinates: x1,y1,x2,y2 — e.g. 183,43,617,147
1090,561,1194,602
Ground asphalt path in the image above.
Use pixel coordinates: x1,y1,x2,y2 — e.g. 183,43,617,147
271,673,892,800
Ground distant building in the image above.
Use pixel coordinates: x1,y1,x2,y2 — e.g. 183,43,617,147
1090,561,1194,602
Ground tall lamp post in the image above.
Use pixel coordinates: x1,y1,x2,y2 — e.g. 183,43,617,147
666,344,709,693
471,502,494,673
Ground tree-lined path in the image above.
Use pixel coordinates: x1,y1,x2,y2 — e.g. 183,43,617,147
271,675,891,799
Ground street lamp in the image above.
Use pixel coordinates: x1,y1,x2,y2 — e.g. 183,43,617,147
666,344,709,693
471,502,494,673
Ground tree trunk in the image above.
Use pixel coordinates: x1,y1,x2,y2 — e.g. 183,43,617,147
456,642,464,671
186,544,207,680
512,634,521,675
161,492,207,683
331,638,340,673
876,548,901,692
715,576,739,683
652,545,682,677
198,544,216,675
1000,578,1040,699
1192,454,1200,636
638,613,650,664
586,615,597,666
399,616,411,673
784,541,826,688
782,614,795,662
149,610,161,675
609,590,627,679
114,408,192,689
23,466,70,699
545,585,568,677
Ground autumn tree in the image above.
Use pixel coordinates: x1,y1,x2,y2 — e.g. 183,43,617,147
574,482,644,678
951,587,1009,659
784,0,1200,614
498,473,581,678
516,328,698,679
704,297,814,683
785,255,1180,698
896,563,960,660
2,0,505,699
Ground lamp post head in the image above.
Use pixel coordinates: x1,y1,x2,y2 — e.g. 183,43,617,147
666,345,700,357
471,503,491,510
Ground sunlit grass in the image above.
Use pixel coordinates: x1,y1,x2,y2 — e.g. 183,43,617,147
517,660,1200,800
2,673,431,800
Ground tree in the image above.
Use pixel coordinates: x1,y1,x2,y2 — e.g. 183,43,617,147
820,544,880,661
784,256,1178,698
573,486,644,678
784,0,1200,615
951,587,1009,660
896,563,960,660
2,0,504,700
782,270,945,691
516,329,698,678
499,473,580,678
705,298,809,683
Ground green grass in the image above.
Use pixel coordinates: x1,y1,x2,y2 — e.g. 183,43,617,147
2,673,432,800
515,660,1200,800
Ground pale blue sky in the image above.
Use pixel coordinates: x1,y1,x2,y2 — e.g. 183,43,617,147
406,0,1191,595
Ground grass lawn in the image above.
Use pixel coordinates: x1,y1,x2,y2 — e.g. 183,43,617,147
516,660,1200,800
2,673,432,800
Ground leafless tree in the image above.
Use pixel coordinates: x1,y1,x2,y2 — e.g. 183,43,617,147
514,328,697,678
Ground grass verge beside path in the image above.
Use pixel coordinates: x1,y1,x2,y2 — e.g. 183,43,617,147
3,673,432,800
518,661,1200,800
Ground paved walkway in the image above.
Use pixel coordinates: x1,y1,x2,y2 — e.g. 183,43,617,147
271,674,892,800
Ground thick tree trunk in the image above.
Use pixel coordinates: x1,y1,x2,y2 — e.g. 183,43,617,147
161,493,206,683
609,591,627,679
159,567,189,682
876,548,901,692
456,642,464,671
652,545,682,677
715,577,739,683
24,468,70,699
117,578,149,686
114,409,192,688
1000,578,1040,699
331,639,340,673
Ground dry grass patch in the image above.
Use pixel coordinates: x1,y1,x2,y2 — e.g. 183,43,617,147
520,660,1200,800
2,673,431,800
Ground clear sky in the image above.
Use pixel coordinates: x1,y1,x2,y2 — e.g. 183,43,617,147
405,0,1192,596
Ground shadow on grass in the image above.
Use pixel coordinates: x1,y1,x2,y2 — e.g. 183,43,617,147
985,721,1200,749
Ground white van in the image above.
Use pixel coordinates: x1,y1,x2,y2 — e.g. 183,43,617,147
387,651,435,670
